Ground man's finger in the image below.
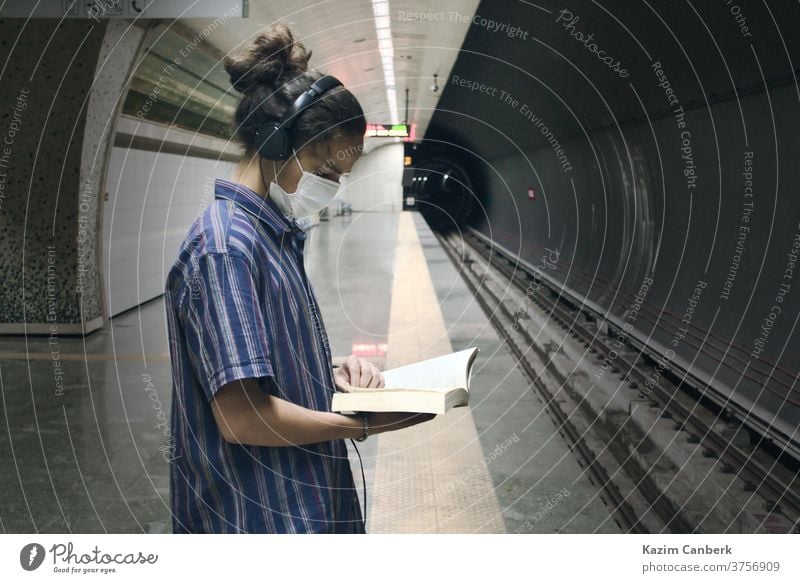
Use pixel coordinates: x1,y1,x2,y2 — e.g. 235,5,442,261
334,367,351,388
373,366,384,388
336,365,349,385
358,360,371,387
364,364,378,388
344,355,359,384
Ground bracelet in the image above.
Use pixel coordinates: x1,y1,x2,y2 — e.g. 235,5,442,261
355,413,369,442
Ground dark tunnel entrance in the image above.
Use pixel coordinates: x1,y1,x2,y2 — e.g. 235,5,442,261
408,0,800,458
403,156,476,233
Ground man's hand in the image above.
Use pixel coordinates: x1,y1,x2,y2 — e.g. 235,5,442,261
334,355,385,390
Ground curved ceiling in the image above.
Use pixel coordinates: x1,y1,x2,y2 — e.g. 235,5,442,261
183,0,480,150
426,0,800,160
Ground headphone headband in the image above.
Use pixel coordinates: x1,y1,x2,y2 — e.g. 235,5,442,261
255,75,343,160
280,75,342,132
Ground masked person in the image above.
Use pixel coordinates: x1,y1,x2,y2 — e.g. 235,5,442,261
164,25,433,534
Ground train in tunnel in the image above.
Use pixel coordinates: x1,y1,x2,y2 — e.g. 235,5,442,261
405,1,800,458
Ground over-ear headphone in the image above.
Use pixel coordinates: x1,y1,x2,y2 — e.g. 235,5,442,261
254,75,343,160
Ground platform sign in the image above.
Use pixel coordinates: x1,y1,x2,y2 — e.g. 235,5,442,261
0,0,248,18
366,123,410,138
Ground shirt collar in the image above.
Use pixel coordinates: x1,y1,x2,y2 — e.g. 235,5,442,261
213,178,307,239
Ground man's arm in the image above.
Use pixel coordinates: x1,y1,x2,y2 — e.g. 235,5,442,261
211,378,362,446
211,378,434,447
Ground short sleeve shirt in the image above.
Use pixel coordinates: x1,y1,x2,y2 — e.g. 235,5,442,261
164,178,364,533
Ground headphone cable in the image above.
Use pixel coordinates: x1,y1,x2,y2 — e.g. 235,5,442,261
349,438,367,531
259,153,366,532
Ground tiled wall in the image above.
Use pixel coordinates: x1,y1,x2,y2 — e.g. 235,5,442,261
0,19,146,333
102,146,235,317
338,143,404,212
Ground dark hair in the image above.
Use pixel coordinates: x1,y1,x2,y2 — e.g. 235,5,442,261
223,25,366,157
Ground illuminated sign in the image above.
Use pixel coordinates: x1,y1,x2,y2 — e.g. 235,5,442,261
366,123,410,138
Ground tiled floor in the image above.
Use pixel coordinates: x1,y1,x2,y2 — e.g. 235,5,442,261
0,208,618,533
0,301,173,533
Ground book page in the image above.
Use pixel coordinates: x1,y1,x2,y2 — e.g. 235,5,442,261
380,347,478,392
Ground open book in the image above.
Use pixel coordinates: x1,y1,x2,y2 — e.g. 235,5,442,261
331,347,479,415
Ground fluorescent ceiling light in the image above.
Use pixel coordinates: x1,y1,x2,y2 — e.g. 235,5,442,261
378,38,393,53
372,1,389,17
372,0,399,124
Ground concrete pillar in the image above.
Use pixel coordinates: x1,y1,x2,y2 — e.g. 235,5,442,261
0,18,147,334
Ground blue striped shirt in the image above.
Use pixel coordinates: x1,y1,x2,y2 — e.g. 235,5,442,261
164,178,364,533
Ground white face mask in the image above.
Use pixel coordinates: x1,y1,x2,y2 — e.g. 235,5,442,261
268,152,342,221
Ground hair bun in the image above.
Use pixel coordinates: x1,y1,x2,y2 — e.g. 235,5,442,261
224,24,312,93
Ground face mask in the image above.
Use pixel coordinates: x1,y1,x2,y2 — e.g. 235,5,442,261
268,152,342,221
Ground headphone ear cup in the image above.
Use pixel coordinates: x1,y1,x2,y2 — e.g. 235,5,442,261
255,122,290,160
254,76,342,161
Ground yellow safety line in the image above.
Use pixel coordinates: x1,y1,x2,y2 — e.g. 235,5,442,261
368,212,506,533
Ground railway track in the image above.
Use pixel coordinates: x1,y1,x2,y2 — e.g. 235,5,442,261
436,227,799,534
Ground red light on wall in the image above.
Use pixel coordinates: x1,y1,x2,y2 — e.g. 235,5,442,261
527,187,536,201
404,123,417,143
351,343,388,357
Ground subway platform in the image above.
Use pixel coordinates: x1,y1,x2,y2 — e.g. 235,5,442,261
0,206,618,534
